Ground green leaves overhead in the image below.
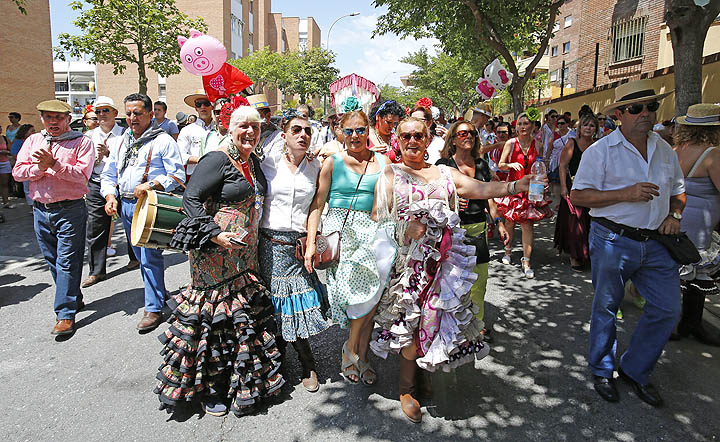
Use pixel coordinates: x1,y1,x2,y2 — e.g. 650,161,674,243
54,0,207,94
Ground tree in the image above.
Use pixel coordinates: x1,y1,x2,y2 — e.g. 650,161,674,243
10,0,26,14
400,47,492,116
665,0,720,116
54,0,206,95
377,84,424,110
286,47,340,104
374,0,564,116
228,47,297,95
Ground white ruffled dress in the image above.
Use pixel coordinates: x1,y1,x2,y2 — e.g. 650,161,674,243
370,165,490,372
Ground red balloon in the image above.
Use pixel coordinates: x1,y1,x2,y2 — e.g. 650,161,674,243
202,63,253,103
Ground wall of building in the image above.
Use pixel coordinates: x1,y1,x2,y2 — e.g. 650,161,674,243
0,0,55,129
548,0,583,92
656,21,720,70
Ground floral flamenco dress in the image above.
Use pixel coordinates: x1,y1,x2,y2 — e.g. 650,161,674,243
494,138,553,223
156,151,284,417
371,164,490,372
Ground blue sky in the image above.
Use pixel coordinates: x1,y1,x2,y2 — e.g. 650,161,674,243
48,0,438,87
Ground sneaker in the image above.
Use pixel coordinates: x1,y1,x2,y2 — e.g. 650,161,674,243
523,266,535,278
106,247,116,257
502,254,512,265
203,399,228,417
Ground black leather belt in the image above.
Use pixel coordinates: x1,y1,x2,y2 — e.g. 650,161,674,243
34,199,83,210
592,217,652,242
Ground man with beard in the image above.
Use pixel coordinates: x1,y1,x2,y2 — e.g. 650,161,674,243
12,100,96,337
571,79,683,407
100,93,185,332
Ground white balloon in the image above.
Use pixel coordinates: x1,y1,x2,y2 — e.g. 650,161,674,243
484,58,513,91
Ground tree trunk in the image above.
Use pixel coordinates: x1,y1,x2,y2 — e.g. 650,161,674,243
509,84,524,118
666,1,720,116
137,48,148,95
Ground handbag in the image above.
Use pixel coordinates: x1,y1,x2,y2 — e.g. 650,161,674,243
295,158,371,269
647,231,701,265
462,222,490,264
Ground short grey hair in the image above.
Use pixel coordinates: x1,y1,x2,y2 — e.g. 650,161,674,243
229,106,262,131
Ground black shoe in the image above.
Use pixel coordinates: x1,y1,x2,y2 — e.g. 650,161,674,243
618,367,663,407
593,375,619,402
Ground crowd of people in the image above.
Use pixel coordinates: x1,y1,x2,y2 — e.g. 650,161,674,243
5,77,720,421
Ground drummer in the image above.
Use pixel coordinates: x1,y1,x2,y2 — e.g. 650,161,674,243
100,93,185,333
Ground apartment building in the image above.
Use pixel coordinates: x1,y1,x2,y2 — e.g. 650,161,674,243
53,61,98,118
96,0,321,117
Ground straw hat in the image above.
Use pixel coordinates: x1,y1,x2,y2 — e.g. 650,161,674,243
602,79,673,115
676,103,720,126
183,89,208,107
247,94,271,110
37,100,72,113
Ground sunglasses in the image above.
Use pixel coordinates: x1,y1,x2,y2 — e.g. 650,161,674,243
548,114,558,118
455,130,475,139
400,132,425,141
619,101,660,115
557,121,567,126
343,127,367,136
84,117,99,121
195,100,212,108
598,118,607,121
496,130,509,135
95,108,113,114
291,125,312,136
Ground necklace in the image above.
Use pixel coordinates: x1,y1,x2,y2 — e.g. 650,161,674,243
227,142,242,161
246,155,263,212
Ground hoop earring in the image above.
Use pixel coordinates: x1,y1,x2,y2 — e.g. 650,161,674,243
424,152,429,161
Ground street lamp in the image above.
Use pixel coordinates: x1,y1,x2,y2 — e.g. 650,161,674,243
326,12,360,52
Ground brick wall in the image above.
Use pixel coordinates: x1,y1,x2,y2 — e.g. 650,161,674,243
0,0,54,129
548,0,583,93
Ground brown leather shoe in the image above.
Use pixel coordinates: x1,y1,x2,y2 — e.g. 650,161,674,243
137,311,162,332
400,393,422,423
81,274,105,288
126,260,140,271
302,370,320,393
51,319,75,336
399,355,422,423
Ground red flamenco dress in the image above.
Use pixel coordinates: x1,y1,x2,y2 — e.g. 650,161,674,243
494,138,553,223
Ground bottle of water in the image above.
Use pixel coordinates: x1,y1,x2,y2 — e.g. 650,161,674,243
528,157,546,202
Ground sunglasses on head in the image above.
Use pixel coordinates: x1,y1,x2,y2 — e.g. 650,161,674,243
343,127,367,136
455,130,475,139
291,125,312,136
619,101,660,115
195,100,212,108
95,108,112,114
401,132,425,141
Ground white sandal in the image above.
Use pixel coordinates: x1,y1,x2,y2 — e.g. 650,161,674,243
341,341,360,383
502,248,512,265
521,257,534,278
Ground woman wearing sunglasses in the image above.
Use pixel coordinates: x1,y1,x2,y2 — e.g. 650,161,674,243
305,110,387,386
371,117,533,423
496,112,553,278
369,100,405,162
436,121,508,342
257,113,330,393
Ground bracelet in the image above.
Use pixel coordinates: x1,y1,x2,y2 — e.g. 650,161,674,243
494,217,502,224
505,181,512,195
508,180,517,195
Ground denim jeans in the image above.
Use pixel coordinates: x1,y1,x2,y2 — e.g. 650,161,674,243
33,200,87,320
588,221,681,385
120,197,166,312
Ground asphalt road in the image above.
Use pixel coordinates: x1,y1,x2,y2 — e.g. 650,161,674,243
1,199,719,442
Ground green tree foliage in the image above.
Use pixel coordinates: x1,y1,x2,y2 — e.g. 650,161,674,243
490,72,549,116
374,0,564,116
10,0,26,14
230,47,338,104
400,47,492,116
54,0,207,95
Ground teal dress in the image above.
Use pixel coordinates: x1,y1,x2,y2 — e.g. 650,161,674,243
323,152,385,328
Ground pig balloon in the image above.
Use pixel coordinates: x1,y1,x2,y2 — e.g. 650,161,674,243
178,29,227,76
484,58,513,91
177,30,254,103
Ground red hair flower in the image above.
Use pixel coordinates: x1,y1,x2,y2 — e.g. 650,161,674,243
219,95,251,129
416,97,433,109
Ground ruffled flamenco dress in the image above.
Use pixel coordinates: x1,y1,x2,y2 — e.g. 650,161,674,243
155,193,284,417
371,165,490,371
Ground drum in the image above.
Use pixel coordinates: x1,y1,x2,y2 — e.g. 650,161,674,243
131,189,186,250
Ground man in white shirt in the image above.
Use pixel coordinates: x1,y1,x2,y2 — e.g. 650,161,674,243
152,101,179,140
571,79,683,408
177,90,215,182
82,96,125,288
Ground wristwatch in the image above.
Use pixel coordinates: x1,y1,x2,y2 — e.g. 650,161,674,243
671,212,683,221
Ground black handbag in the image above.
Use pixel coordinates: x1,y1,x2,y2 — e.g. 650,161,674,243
462,222,490,264
648,231,701,265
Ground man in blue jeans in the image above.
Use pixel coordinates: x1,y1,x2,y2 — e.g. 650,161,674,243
100,93,184,332
571,79,685,407
12,100,96,336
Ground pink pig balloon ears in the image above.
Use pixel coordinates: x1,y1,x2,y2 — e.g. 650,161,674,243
178,29,228,77
178,29,207,47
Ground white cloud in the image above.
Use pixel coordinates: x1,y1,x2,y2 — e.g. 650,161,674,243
330,13,439,87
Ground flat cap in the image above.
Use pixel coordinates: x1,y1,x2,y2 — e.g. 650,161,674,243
37,100,72,113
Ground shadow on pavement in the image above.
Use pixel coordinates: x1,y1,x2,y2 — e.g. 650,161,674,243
0,273,50,308
75,287,146,330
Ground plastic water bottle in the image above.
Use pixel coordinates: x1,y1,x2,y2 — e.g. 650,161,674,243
528,157,546,202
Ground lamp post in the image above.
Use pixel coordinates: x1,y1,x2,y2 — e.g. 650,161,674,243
326,12,360,52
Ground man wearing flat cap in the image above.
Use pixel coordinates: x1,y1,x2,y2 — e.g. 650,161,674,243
571,79,684,407
12,99,96,337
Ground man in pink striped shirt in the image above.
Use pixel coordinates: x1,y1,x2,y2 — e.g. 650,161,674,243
12,99,95,338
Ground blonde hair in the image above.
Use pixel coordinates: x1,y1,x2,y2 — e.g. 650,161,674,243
395,117,430,140
674,124,720,147
229,106,262,131
339,110,369,128
440,121,481,159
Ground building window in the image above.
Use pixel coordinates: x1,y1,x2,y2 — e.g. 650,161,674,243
551,46,558,57
563,42,570,54
553,22,559,32
562,67,569,82
609,15,648,64
564,15,572,28
550,70,558,82
544,46,549,56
